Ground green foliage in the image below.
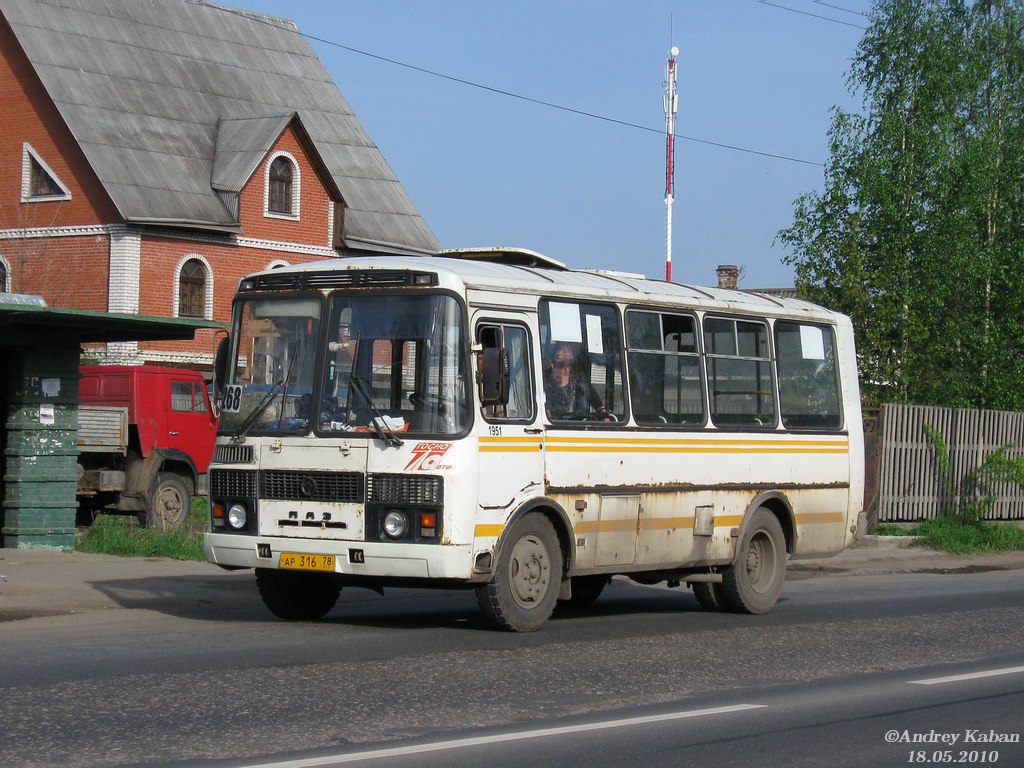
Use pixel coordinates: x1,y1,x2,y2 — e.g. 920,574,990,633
871,523,916,536
874,516,1024,553
923,422,1024,523
780,0,1024,409
75,500,206,561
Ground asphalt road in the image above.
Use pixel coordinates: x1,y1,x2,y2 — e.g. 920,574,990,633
1,565,1022,768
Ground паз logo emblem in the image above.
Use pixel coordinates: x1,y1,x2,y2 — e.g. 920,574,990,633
404,442,453,471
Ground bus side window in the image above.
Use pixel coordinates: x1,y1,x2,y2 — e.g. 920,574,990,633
539,300,626,423
704,316,776,428
480,324,534,421
775,321,842,430
626,310,705,427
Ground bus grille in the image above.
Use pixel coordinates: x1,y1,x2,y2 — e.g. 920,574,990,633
367,474,443,506
210,469,257,498
213,444,255,464
260,470,364,502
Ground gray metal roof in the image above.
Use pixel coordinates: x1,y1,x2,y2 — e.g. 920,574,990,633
0,0,439,254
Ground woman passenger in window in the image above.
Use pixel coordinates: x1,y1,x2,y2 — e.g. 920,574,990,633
543,342,610,421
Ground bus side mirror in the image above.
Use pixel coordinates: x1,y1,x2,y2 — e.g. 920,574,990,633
213,334,230,402
478,326,509,405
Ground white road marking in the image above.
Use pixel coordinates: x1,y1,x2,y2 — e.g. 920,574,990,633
243,703,767,767
909,665,1024,685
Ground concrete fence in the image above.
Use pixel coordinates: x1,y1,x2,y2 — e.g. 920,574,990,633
867,403,1024,525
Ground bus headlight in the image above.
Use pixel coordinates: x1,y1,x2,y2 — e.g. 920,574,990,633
383,510,409,539
227,503,248,531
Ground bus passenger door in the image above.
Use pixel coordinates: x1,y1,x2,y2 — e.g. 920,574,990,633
476,319,545,519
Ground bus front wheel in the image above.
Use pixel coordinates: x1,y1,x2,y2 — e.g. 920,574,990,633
720,507,787,614
256,568,342,621
476,513,562,631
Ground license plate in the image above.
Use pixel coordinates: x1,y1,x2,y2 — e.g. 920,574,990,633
279,552,336,572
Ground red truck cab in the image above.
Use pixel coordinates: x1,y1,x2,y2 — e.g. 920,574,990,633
78,366,217,528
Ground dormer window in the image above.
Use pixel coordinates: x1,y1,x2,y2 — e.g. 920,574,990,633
21,143,71,202
268,157,292,212
264,152,300,219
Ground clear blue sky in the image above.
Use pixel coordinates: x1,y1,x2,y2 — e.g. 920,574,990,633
233,0,871,288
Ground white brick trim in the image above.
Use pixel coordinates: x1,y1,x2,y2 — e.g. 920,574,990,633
327,199,335,246
136,349,216,368
108,225,140,314
102,342,141,364
235,236,334,257
0,224,109,240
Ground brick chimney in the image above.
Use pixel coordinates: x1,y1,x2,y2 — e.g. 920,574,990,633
716,264,739,290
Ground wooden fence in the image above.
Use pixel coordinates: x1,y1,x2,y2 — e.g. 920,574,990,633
868,403,1024,524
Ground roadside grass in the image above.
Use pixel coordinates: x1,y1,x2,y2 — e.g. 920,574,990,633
873,516,1024,554
75,498,207,561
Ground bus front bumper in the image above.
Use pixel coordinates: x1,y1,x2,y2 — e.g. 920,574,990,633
204,532,478,581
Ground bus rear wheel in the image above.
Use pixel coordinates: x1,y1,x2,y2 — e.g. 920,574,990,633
567,575,609,607
720,507,787,614
476,513,562,631
692,581,727,611
256,568,342,621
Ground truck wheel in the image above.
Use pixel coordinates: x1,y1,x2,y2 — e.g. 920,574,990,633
256,568,342,621
720,507,787,614
476,513,562,631
145,473,191,531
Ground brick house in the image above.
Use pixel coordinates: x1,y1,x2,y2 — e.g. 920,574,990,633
0,0,439,368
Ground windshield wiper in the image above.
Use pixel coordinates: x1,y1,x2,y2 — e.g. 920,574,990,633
232,339,302,442
231,382,281,442
349,374,403,447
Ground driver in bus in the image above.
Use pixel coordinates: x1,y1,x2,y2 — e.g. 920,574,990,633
543,342,611,421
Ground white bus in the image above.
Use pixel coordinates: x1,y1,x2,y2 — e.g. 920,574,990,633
205,248,864,631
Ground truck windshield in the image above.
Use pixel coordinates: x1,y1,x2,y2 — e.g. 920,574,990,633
319,294,469,436
219,296,322,436
219,293,468,438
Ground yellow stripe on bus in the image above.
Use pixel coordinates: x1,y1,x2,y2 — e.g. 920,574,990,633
479,445,542,452
478,435,848,455
574,515,746,536
543,436,848,455
795,512,848,525
476,513,844,540
552,442,847,454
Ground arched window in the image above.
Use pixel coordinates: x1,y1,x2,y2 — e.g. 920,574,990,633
0,260,8,292
268,156,293,214
178,258,206,318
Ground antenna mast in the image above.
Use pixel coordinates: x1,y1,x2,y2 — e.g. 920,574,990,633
663,43,679,282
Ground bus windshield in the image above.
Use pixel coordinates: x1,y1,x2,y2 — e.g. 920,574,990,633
319,294,468,436
219,296,321,437
219,292,468,438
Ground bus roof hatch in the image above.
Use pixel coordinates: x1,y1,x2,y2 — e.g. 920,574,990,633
437,247,567,270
